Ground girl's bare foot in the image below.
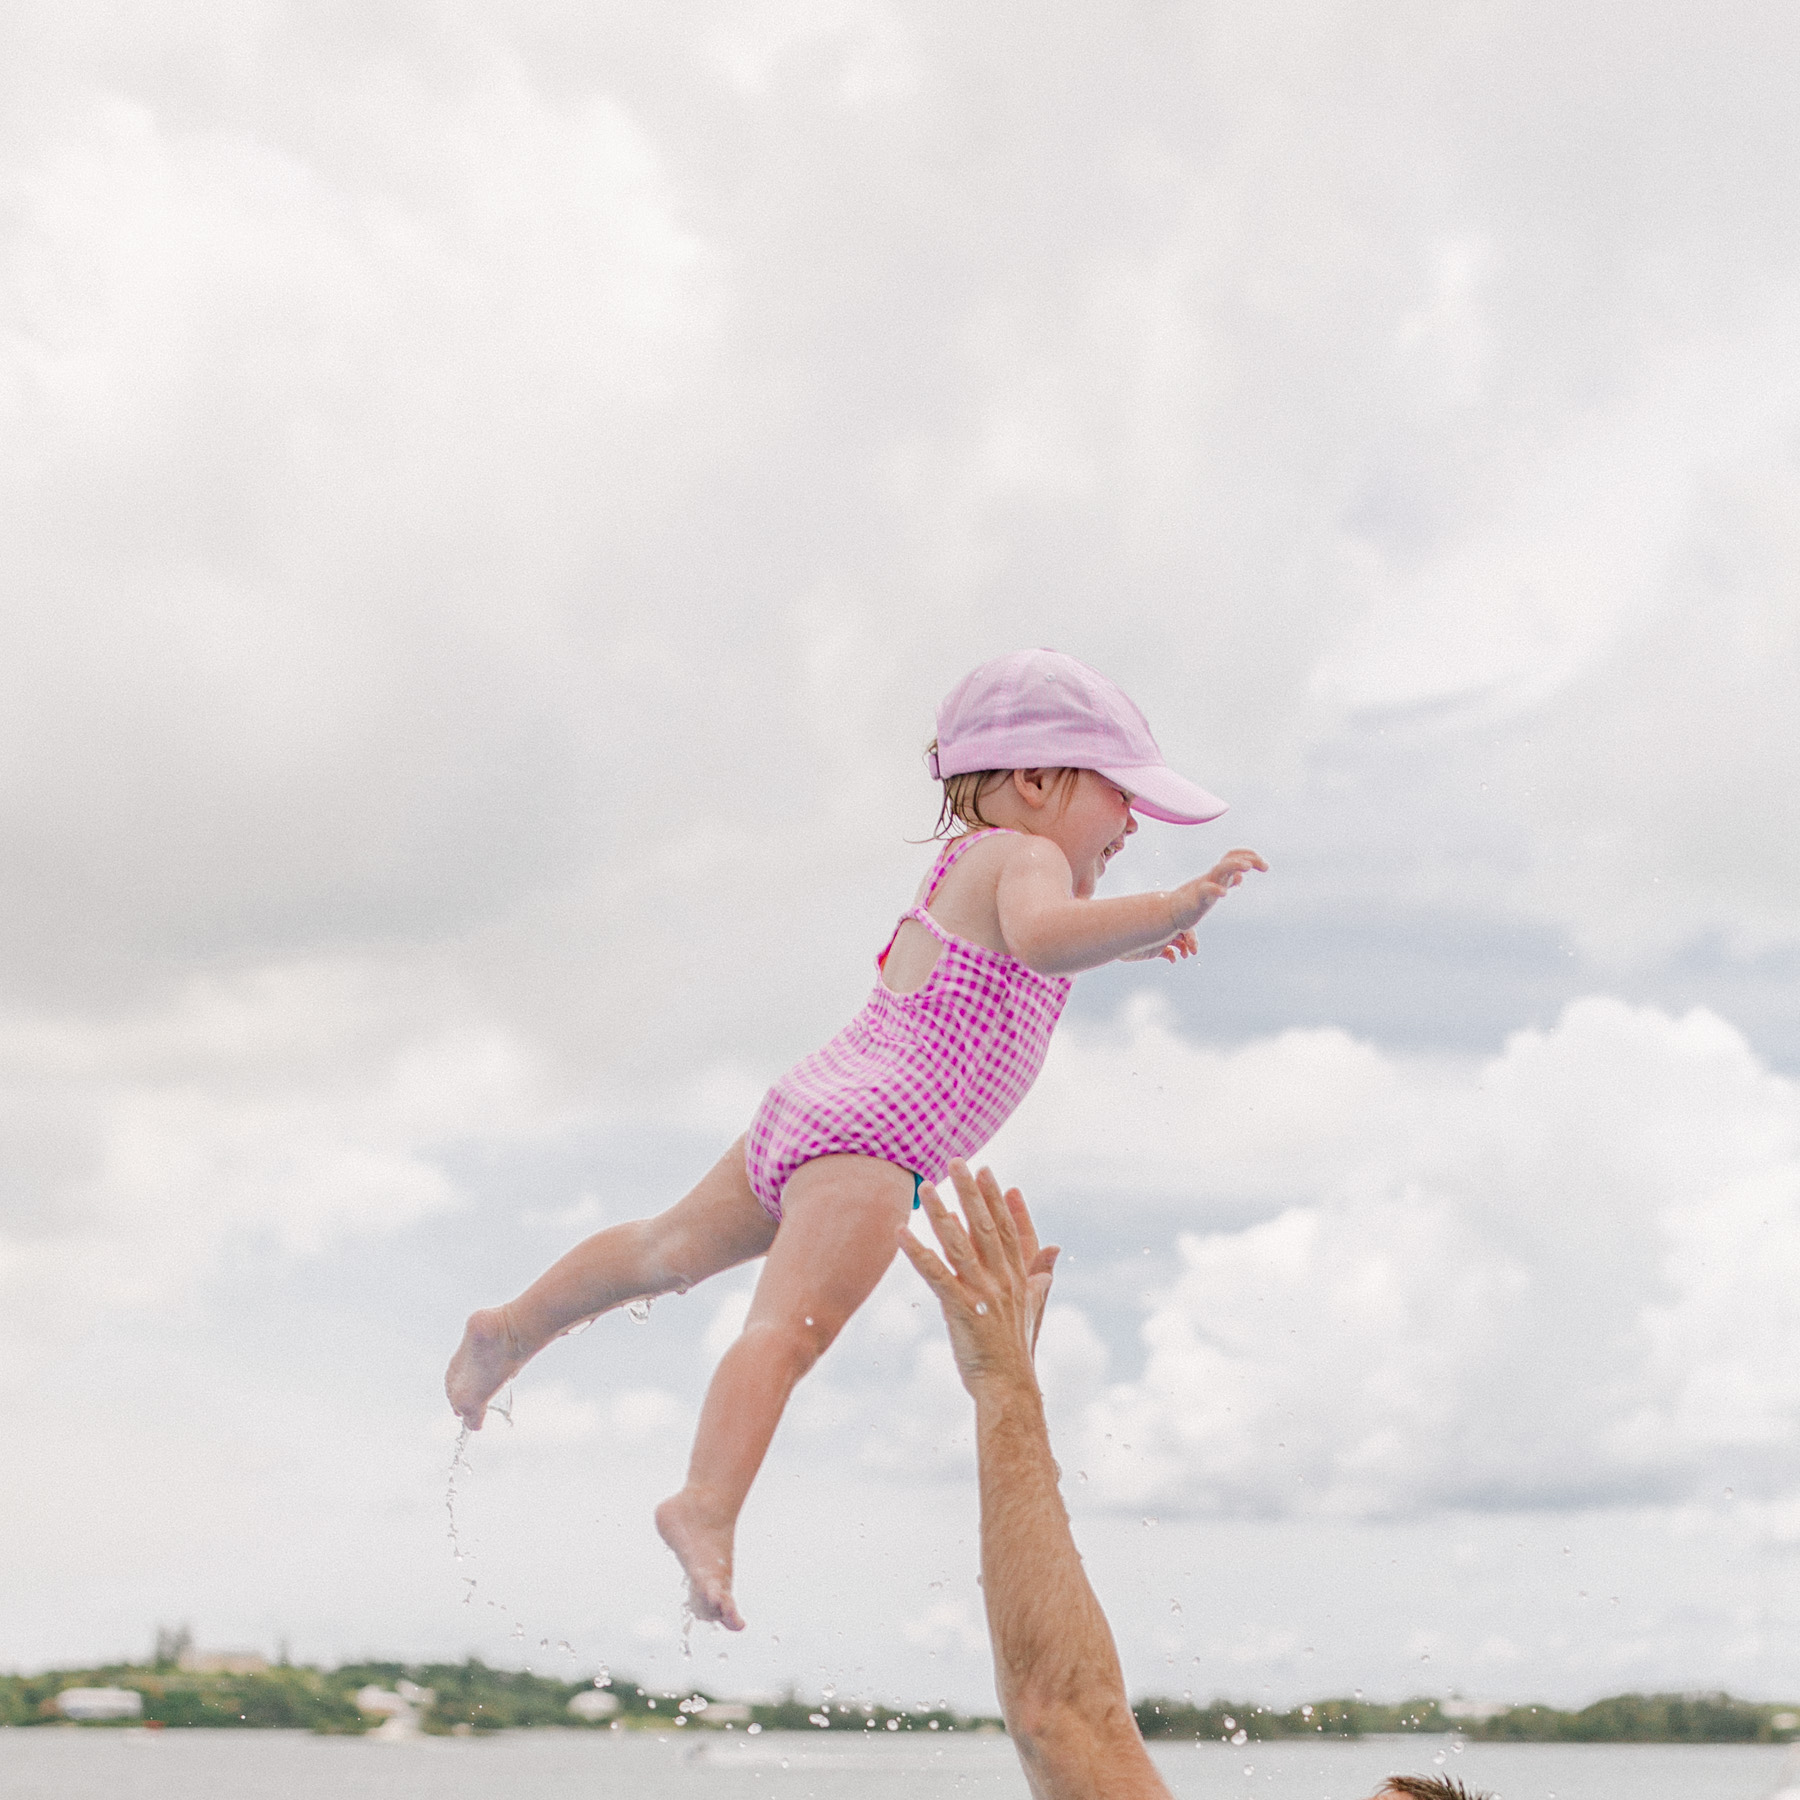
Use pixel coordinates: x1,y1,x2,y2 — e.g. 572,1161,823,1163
445,1307,528,1428
655,1489,745,1631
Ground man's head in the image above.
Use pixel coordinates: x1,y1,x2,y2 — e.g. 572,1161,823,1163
1372,1778,1492,1800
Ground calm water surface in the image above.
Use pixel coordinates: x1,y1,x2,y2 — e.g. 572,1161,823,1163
2,1728,1791,1799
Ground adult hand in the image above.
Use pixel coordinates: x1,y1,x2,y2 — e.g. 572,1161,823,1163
898,1161,1060,1394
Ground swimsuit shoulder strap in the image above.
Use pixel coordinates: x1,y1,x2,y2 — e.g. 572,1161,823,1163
877,829,1010,967
920,827,1008,908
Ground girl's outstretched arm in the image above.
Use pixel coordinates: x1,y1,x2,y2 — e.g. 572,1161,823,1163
996,842,1267,976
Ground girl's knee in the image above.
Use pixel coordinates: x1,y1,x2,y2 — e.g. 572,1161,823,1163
740,1314,833,1374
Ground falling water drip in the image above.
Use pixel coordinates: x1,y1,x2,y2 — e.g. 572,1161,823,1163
446,1426,475,1568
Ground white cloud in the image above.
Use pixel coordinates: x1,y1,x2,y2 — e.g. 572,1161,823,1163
998,996,1800,1519
901,1596,986,1658
480,1380,685,1452
4,0,1800,1700
0,964,552,1336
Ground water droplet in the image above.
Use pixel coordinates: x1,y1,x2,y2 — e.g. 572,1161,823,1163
1724,1486,1735,1500
1243,1764,1254,1776
1141,1516,1157,1528
1231,1728,1247,1745
1433,1751,1447,1766
804,1316,814,1327
1077,1471,1088,1482
628,1300,652,1323
974,1302,987,1315
1169,1599,1182,1615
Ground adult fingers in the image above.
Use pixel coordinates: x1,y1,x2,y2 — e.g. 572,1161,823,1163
953,1161,1005,1261
1024,1245,1058,1355
974,1165,1023,1270
1002,1185,1041,1267
917,1179,977,1274
896,1226,954,1295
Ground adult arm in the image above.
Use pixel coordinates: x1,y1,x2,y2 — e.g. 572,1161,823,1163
995,840,1266,976
899,1163,1174,1800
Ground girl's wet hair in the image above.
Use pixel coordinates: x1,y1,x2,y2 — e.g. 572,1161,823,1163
926,747,1080,839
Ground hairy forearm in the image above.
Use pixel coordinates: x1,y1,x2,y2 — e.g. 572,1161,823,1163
1003,888,1180,976
975,1375,1171,1799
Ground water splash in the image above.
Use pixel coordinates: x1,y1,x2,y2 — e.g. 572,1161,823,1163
446,1426,476,1574
446,1425,610,1701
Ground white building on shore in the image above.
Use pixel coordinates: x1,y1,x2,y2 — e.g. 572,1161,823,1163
56,1688,144,1722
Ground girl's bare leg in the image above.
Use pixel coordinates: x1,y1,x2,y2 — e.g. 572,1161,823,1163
445,1135,776,1428
655,1154,912,1630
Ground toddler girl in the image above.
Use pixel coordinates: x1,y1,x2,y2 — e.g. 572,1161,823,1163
445,647,1264,1629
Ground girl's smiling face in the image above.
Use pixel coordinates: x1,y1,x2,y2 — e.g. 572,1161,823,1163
1056,769,1137,896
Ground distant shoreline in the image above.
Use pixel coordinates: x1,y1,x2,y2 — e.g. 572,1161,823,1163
5,1660,1798,1745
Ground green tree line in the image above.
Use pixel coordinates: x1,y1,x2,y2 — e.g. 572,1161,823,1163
6,1660,1795,1742
0,1659,984,1735
1130,1691,1800,1744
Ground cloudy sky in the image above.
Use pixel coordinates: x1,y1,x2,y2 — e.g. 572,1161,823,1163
5,0,1800,1715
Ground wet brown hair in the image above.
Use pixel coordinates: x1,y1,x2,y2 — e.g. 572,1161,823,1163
926,747,1082,839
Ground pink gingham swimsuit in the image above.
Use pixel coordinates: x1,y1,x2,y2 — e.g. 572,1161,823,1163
743,829,1074,1221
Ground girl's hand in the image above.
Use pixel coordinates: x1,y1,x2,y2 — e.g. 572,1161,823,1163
1117,927,1198,964
1169,847,1268,932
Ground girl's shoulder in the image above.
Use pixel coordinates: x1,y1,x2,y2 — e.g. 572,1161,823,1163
920,827,1064,903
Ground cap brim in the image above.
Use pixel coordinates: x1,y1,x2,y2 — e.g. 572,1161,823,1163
1095,763,1228,826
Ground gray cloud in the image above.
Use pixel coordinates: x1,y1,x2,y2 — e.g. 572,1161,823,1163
5,0,1800,1702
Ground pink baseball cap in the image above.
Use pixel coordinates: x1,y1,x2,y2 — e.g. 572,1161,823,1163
927,648,1227,825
